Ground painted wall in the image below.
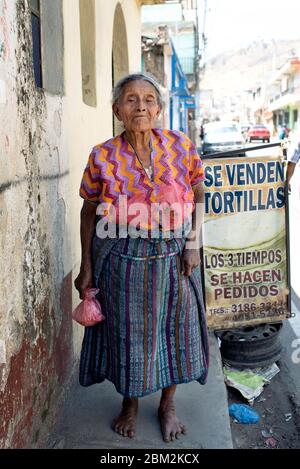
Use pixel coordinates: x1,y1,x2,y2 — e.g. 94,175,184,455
0,0,141,448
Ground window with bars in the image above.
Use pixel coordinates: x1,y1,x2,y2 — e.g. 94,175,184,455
30,0,43,88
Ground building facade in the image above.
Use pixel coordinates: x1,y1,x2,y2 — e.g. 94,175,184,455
247,58,300,135
141,0,200,140
142,26,193,135
268,58,300,133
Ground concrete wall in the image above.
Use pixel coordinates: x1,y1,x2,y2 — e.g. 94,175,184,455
79,0,97,107
0,0,141,448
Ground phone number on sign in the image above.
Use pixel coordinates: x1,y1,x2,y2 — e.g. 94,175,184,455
208,301,290,321
231,301,289,322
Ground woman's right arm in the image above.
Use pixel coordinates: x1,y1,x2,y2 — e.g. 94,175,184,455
74,200,97,299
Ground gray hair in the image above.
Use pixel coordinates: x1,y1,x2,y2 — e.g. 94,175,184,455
112,73,164,108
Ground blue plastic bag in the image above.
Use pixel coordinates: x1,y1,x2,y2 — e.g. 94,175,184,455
229,404,259,424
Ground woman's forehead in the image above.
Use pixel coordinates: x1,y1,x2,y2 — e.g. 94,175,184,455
122,80,157,95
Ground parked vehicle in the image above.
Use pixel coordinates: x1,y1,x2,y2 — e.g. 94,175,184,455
246,124,270,143
201,121,245,157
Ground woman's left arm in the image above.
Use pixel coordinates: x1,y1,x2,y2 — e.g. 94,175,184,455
181,182,205,276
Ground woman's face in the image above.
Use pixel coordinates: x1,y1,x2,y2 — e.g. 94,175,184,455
113,80,161,133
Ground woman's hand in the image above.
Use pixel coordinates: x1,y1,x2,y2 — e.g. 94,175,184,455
181,248,201,277
74,265,93,299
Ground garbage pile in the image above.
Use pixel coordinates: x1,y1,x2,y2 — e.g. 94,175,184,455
223,362,280,405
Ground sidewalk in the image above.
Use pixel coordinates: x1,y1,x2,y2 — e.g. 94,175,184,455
48,332,233,449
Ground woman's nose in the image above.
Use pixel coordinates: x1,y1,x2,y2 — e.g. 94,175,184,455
136,99,146,111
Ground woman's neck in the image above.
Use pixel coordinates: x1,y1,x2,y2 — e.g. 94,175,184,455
125,129,152,151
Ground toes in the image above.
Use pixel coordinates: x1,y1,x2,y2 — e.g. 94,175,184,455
112,413,137,438
180,424,187,434
112,420,123,436
124,425,135,438
115,425,122,435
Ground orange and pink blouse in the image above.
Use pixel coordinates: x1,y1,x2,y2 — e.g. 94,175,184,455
79,129,204,233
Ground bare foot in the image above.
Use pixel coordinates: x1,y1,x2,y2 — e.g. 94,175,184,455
158,399,187,442
111,397,138,438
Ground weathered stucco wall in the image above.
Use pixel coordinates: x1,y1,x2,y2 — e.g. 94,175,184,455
0,0,73,448
0,0,141,448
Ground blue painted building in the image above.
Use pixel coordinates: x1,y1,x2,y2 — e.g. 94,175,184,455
141,1,200,138
170,42,195,133
142,31,195,135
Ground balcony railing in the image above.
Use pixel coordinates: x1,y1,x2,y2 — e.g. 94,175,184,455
282,87,295,96
270,86,299,102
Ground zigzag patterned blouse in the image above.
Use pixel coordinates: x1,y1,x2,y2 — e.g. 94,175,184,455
79,129,204,232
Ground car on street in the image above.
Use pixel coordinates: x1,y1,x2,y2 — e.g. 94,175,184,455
246,124,270,143
201,121,245,157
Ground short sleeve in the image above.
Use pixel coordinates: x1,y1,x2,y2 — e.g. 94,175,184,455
188,139,205,185
79,148,102,202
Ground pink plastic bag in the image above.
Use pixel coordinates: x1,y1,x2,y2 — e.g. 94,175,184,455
72,288,105,326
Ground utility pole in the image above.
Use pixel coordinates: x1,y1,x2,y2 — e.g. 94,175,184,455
195,0,200,121
197,0,208,122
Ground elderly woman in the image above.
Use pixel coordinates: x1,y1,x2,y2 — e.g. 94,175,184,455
75,73,209,443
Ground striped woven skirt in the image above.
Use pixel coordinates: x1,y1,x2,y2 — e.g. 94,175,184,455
79,236,209,397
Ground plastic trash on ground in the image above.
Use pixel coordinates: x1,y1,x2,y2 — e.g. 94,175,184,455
229,404,260,424
223,363,280,404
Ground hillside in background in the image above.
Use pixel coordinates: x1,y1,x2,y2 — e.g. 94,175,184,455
201,38,300,96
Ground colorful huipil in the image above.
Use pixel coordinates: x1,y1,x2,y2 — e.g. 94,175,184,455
79,129,205,235
79,129,209,397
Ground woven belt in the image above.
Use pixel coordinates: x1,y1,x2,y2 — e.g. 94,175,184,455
110,251,179,261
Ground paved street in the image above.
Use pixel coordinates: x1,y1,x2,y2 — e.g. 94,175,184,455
287,160,300,403
245,138,281,158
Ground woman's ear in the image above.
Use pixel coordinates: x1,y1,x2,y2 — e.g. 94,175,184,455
112,103,122,122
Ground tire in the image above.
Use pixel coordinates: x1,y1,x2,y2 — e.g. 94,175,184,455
215,322,283,368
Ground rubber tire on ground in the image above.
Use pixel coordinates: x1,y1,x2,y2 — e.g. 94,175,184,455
215,322,283,368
